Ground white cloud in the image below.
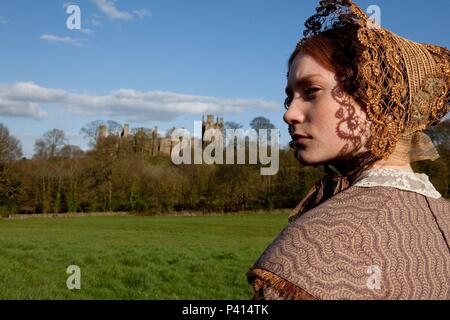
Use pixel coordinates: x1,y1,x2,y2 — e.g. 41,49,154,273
0,98,48,119
0,82,67,102
83,14,102,35
91,0,150,21
133,9,151,19
91,0,133,20
79,28,94,35
40,34,84,47
0,82,279,121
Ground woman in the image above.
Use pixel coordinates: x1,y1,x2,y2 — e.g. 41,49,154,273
247,0,450,300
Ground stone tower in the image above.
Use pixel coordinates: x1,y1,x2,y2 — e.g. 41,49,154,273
202,114,224,136
151,126,159,156
121,124,129,138
98,124,107,140
201,114,224,149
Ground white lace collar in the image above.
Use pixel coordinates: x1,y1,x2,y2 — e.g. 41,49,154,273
353,167,441,199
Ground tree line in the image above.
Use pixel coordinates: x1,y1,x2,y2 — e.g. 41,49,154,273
0,119,449,216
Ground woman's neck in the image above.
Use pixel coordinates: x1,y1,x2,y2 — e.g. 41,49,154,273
370,162,414,172
329,151,414,182
370,155,414,173
369,135,414,172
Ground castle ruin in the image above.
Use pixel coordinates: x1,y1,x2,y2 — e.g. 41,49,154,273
96,114,224,157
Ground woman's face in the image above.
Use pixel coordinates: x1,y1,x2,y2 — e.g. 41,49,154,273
283,53,371,166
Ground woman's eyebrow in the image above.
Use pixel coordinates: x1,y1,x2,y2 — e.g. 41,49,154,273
285,74,323,93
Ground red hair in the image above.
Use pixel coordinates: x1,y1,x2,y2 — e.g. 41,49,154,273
290,35,336,73
287,25,364,99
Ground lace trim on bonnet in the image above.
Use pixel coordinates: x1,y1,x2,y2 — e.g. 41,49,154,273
353,167,441,199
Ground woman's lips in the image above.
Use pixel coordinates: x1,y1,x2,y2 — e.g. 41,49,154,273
292,134,311,146
295,138,310,145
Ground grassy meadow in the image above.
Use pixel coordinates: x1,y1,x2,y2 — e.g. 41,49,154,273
0,212,288,299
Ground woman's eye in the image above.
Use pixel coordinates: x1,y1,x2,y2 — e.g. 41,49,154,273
304,87,320,97
284,87,320,109
284,96,292,110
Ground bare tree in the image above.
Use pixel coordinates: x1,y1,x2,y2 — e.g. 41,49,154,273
106,120,122,136
224,121,243,130
80,120,124,147
250,117,276,131
131,127,153,137
58,144,84,158
34,129,66,159
80,120,104,147
0,124,22,163
250,116,277,142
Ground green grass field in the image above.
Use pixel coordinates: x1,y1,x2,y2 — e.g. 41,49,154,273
0,213,288,299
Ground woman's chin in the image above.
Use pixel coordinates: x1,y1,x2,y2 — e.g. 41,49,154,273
295,149,320,166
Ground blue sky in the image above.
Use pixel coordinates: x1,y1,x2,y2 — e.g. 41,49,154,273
0,0,449,158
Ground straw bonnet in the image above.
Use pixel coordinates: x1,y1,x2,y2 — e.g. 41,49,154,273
288,0,450,221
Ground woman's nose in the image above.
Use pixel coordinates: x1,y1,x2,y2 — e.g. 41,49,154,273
283,101,306,125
